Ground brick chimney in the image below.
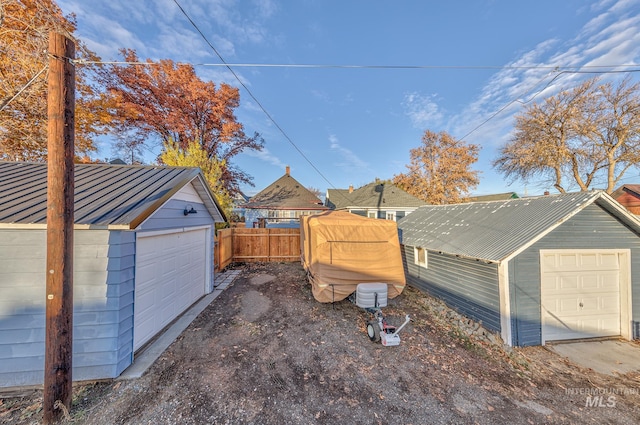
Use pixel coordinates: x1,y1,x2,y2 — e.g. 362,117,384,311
349,184,354,193
285,165,290,175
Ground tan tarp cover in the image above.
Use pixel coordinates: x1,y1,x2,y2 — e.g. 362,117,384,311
300,211,406,303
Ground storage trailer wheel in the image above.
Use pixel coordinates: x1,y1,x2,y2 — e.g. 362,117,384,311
367,320,380,342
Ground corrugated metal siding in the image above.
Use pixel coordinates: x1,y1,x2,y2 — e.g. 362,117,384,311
0,229,135,387
510,204,640,346
402,245,502,332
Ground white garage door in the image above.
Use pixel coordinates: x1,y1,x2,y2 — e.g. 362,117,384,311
541,251,621,343
134,229,207,351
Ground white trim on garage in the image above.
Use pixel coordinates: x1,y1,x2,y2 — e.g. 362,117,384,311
498,261,512,346
540,249,632,344
133,226,212,351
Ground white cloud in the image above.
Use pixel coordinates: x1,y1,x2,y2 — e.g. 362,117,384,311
310,89,331,103
155,27,212,59
243,147,286,168
449,0,640,149
328,134,369,171
402,92,444,129
60,0,276,63
58,1,148,59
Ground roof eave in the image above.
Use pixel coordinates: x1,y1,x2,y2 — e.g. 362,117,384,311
499,190,627,263
0,223,131,230
191,173,228,223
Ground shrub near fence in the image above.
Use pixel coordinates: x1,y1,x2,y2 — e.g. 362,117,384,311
214,227,300,271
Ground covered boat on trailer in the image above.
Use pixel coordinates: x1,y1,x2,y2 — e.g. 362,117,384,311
300,211,406,303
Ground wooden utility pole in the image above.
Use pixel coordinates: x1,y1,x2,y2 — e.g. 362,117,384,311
43,31,75,424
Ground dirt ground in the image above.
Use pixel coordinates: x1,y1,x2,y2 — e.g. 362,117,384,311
2,262,640,424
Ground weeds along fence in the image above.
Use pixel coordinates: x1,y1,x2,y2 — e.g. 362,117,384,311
214,227,300,272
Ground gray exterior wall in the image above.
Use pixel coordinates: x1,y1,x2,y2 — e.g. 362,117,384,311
138,199,214,231
509,203,640,346
0,229,135,388
402,245,502,332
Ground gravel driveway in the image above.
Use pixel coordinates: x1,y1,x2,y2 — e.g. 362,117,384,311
2,262,639,424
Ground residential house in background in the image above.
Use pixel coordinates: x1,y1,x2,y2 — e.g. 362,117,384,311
611,184,640,215
230,190,250,223
0,161,226,388
241,166,328,228
468,192,519,202
325,181,426,221
397,191,640,347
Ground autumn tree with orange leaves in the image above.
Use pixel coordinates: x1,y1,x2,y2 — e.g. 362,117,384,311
0,0,109,161
393,130,480,205
98,49,264,195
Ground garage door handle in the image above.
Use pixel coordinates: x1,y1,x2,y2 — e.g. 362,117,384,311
579,302,584,308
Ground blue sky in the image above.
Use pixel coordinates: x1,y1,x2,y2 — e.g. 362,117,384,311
58,0,640,197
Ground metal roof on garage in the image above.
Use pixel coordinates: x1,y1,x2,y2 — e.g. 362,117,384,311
397,191,640,263
0,161,226,229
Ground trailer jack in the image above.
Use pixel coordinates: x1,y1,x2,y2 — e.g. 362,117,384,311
366,309,411,347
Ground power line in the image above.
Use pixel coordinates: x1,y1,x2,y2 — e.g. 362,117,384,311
67,6,640,194
457,68,640,143
170,0,344,196
72,58,640,73
457,70,567,142
0,65,48,112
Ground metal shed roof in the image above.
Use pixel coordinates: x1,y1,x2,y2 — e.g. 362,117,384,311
397,191,640,263
0,161,226,229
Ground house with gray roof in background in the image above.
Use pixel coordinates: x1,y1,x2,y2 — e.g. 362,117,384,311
241,166,328,228
397,191,640,347
0,161,226,388
325,180,426,221
468,191,519,202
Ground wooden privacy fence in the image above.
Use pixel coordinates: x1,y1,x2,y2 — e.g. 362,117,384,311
214,227,300,272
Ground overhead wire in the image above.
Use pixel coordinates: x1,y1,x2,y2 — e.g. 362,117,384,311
457,68,640,142
457,69,568,142
72,59,640,73
0,65,48,112
5,0,639,198
170,0,345,198
167,0,640,201
41,1,640,196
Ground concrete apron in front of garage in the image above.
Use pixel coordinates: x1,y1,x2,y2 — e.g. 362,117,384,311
546,339,640,376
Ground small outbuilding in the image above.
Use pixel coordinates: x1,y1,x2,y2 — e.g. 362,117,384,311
397,191,640,347
0,161,226,388
300,211,406,303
